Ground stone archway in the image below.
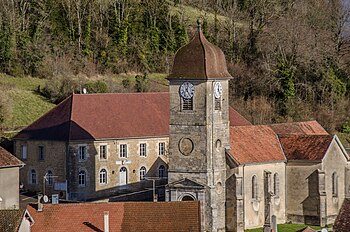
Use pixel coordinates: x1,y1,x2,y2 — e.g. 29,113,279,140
181,195,195,201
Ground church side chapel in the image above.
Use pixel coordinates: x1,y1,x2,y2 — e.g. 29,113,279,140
13,20,350,231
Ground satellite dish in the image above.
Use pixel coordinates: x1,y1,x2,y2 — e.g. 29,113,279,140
82,88,87,94
43,195,49,203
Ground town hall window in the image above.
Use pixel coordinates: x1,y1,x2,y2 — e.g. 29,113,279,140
38,145,45,160
99,169,107,184
332,172,338,197
120,144,127,158
78,170,86,186
140,143,146,157
100,145,107,159
47,170,53,186
159,142,165,155
140,166,146,180
30,169,37,184
21,144,27,160
252,175,258,200
78,145,87,160
159,165,165,178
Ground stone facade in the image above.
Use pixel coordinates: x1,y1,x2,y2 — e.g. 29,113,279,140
286,138,349,226
226,162,286,231
14,137,168,200
167,79,229,232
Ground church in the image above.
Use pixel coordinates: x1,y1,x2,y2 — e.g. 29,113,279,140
13,22,350,231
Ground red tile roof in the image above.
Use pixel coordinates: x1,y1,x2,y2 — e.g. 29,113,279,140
14,93,251,141
0,146,24,168
229,107,251,126
269,121,328,135
26,202,200,232
334,198,350,232
279,135,333,161
228,125,286,164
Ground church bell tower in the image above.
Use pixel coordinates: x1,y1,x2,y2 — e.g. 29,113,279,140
166,20,232,232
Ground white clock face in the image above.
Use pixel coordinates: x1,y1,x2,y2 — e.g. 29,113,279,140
179,82,195,99
214,81,223,99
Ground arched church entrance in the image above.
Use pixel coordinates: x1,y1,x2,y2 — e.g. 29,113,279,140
181,195,195,201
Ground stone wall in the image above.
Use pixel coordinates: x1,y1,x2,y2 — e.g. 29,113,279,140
14,140,67,195
68,137,168,200
241,162,286,230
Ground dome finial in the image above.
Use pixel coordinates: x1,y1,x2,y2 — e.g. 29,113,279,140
197,18,202,32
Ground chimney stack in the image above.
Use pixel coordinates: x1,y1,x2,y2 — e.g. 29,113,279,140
104,211,109,232
37,194,43,212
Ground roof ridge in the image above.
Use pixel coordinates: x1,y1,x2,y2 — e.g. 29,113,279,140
198,30,208,79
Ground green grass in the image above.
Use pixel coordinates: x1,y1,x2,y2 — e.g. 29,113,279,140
245,224,323,232
167,0,228,25
0,74,55,132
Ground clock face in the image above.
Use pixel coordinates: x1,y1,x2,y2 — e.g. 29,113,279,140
214,81,223,99
179,82,195,99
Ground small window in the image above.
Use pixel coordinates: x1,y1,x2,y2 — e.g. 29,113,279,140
140,166,146,180
120,144,127,158
158,165,165,178
182,98,193,111
159,142,165,155
215,97,221,110
38,145,44,160
332,172,338,197
78,170,86,186
100,145,107,159
78,145,87,160
21,145,27,160
273,173,279,197
99,169,107,184
140,143,146,157
252,175,258,200
47,170,53,186
30,169,37,184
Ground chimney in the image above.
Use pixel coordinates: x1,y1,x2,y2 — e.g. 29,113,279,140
104,211,109,232
37,194,43,212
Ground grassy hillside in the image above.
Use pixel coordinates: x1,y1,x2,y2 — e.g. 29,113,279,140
0,74,54,133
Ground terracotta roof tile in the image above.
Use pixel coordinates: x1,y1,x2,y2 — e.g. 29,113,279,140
334,198,350,232
168,29,231,80
14,93,250,141
0,146,24,168
27,202,200,232
228,125,285,164
229,107,251,126
279,135,333,161
269,121,328,135
0,209,24,232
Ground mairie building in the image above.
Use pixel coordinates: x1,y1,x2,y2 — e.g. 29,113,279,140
13,24,350,231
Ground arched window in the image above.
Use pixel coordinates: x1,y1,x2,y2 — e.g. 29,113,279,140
47,170,53,186
140,166,146,180
99,169,107,184
78,170,86,186
30,169,37,184
158,165,165,178
332,172,338,196
120,167,127,185
252,175,258,200
274,173,279,197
